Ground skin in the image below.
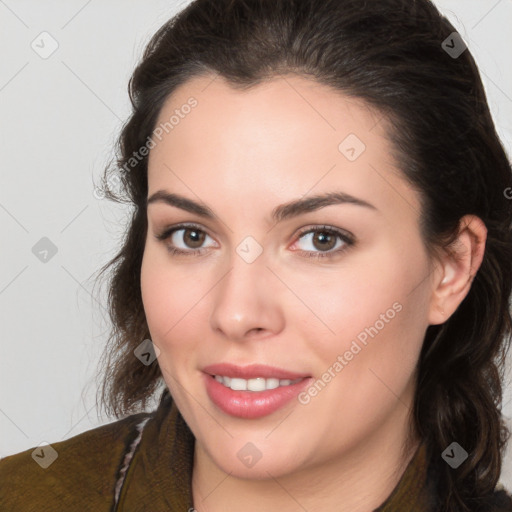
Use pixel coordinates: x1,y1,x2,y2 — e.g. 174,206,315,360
140,73,487,512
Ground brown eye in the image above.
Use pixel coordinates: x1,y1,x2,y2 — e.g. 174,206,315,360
296,228,348,253
155,224,216,256
181,228,206,249
311,231,337,251
292,225,355,260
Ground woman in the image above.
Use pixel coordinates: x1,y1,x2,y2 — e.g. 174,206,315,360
1,0,511,510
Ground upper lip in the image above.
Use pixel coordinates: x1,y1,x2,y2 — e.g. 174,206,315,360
202,363,310,380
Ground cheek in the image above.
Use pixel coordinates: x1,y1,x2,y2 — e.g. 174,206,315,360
140,250,206,396
299,240,431,367
140,247,204,343
140,249,168,334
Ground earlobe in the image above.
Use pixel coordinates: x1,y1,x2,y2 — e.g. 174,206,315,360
428,215,487,326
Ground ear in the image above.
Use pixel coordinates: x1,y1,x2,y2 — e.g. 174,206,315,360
428,215,487,325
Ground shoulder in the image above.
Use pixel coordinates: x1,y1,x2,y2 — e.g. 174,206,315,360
0,411,152,512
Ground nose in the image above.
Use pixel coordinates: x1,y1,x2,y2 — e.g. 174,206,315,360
209,251,285,342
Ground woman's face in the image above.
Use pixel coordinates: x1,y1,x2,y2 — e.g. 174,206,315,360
141,73,437,478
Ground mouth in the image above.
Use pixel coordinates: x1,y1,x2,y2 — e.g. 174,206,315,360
201,363,313,419
211,374,305,392
202,362,310,380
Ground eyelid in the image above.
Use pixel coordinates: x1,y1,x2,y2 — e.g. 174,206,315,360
293,224,355,244
154,222,216,243
155,222,355,259
154,222,354,242
287,224,355,259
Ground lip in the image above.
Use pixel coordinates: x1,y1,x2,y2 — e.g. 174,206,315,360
202,363,310,380
202,364,313,419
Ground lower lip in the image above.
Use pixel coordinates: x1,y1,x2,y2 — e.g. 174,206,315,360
203,373,313,419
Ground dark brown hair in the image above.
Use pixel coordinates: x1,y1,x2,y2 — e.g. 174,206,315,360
93,0,512,510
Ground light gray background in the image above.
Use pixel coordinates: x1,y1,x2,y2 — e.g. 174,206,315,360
1,0,511,490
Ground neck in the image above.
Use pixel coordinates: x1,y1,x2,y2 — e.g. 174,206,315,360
191,400,420,512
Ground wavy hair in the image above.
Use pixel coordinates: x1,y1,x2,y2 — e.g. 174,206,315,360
93,0,512,510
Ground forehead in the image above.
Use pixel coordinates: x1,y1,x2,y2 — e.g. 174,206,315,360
152,73,382,147
147,73,421,218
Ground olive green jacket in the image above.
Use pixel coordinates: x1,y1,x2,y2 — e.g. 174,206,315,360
1,389,511,511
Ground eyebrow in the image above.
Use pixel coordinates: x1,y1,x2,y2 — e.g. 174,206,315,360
146,190,377,224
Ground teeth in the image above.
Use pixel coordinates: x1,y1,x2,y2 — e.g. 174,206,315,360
231,378,248,391
213,375,303,391
266,378,280,390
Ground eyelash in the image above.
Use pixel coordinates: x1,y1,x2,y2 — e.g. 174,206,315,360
154,222,355,260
